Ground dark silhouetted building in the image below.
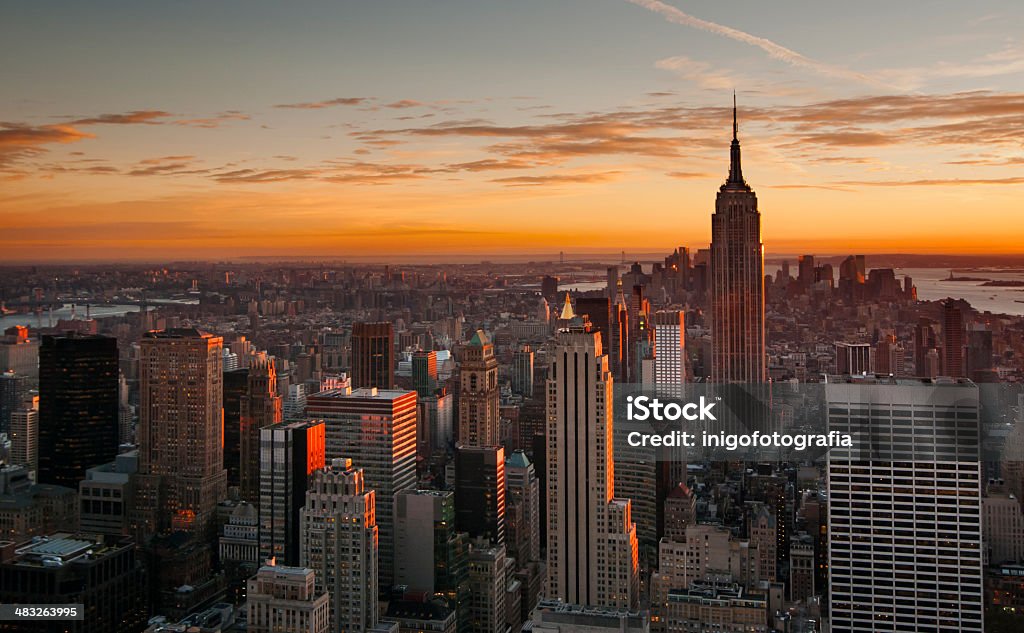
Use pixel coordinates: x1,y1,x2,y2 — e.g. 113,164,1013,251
37,333,119,490
454,444,506,546
223,367,249,490
943,299,966,378
351,322,394,389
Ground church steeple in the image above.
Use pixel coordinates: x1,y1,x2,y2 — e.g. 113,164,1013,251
725,91,748,189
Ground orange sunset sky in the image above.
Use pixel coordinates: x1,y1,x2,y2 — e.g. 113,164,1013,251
2,1,1024,262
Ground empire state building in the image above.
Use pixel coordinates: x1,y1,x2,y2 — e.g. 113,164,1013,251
710,96,766,383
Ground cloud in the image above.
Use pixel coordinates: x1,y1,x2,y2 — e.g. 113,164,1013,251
385,100,424,109
492,171,623,186
173,111,250,128
444,159,534,172
69,110,171,125
0,123,94,170
665,171,713,179
212,168,319,183
273,97,370,109
624,0,888,88
877,42,1024,90
127,155,204,177
835,176,1024,187
655,56,741,90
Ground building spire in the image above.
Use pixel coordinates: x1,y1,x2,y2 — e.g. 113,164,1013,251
726,91,746,188
733,90,738,141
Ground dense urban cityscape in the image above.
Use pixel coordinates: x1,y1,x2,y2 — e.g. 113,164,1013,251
2,103,1024,633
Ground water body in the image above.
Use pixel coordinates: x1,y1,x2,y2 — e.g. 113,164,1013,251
0,304,144,330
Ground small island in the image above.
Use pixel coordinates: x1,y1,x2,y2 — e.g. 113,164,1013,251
980,280,1024,287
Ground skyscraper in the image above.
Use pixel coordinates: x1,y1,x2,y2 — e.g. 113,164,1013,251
412,349,438,397
546,326,639,609
300,458,378,633
222,367,249,490
455,444,506,545
241,352,283,504
259,419,325,566
394,489,470,627
351,322,394,389
512,346,535,398
8,396,38,480
458,330,500,447
826,377,982,632
466,539,510,633
710,96,766,384
305,386,417,591
37,333,119,489
653,310,685,397
134,328,228,537
943,299,966,378
506,450,541,564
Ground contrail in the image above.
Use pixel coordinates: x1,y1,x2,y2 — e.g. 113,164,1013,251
625,0,888,88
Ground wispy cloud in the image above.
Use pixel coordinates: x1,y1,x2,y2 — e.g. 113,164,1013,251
69,110,171,125
0,123,94,172
624,0,888,88
492,171,624,187
655,56,742,90
273,97,370,109
173,111,250,128
835,176,1024,187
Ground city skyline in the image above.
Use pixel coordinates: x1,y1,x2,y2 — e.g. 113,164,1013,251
3,1,1024,261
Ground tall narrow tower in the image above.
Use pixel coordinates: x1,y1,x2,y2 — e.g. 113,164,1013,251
458,330,500,447
546,326,639,609
710,94,766,384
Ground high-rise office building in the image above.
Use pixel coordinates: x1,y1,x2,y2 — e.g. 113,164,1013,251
943,299,966,378
913,318,938,378
455,445,506,545
241,352,283,504
412,350,438,397
394,488,470,621
8,396,38,480
351,322,394,389
541,275,559,303
506,450,541,564
653,310,685,397
834,342,874,375
710,98,765,384
305,386,417,591
875,335,905,377
259,420,325,566
466,539,510,633
37,333,119,489
546,326,639,609
134,328,228,537
0,326,39,383
512,346,535,398
612,282,630,383
826,377,982,632
458,330,500,447
300,458,378,633
223,367,249,490
79,451,137,536
576,297,612,353
0,371,28,435
247,565,330,633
